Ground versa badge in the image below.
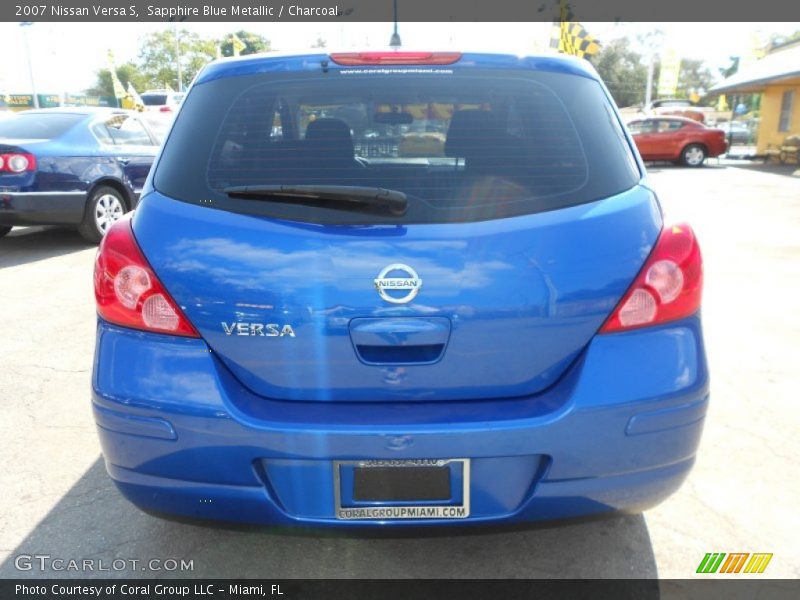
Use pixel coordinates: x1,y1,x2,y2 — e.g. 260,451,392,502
221,322,296,337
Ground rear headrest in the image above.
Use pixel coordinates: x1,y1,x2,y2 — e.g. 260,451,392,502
445,110,503,158
305,118,355,158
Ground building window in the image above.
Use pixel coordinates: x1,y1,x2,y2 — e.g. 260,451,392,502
779,90,794,132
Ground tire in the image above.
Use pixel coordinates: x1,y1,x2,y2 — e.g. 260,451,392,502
0,225,11,238
681,144,707,167
78,186,128,243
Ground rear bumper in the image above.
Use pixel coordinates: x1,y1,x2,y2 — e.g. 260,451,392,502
710,140,729,157
92,315,709,527
0,191,86,226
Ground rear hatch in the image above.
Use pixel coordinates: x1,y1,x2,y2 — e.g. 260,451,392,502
134,53,660,403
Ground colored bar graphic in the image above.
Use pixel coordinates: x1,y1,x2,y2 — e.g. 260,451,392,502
698,552,773,574
733,553,749,573
710,553,726,573
696,553,713,573
719,553,749,573
744,553,773,574
697,553,726,573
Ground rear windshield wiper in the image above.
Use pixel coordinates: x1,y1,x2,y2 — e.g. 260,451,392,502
223,185,407,216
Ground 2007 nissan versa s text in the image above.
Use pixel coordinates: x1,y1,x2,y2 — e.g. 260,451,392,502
92,50,708,526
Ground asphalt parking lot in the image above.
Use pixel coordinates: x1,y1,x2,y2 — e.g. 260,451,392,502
0,162,798,579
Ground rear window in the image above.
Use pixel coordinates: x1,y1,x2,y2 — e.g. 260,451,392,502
0,112,84,139
658,120,686,132
142,94,168,106
155,67,640,224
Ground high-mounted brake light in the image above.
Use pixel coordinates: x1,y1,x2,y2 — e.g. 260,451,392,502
94,217,199,337
0,153,36,173
600,223,703,333
329,52,462,66
159,106,173,113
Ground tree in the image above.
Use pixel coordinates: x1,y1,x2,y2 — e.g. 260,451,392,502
87,63,148,97
589,38,649,107
676,59,716,99
138,28,217,91
650,57,716,101
311,36,327,49
219,30,271,57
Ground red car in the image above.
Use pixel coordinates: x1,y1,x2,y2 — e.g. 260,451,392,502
627,116,728,167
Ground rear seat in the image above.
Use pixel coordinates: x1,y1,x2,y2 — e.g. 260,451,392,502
231,119,364,184
445,109,530,179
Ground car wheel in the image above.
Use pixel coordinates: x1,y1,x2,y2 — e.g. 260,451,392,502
78,186,128,243
681,144,707,167
0,225,11,238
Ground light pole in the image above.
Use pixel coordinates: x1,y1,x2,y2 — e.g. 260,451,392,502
645,57,655,108
389,0,401,47
20,22,39,109
640,30,664,111
175,26,183,92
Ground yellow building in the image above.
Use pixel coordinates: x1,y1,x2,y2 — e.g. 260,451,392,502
711,40,800,156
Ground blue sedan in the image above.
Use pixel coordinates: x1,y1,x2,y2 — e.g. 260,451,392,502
0,108,159,242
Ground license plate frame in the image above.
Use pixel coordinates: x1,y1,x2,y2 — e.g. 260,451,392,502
333,458,470,520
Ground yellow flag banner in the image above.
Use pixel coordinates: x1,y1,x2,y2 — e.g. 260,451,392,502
558,21,601,58
738,34,767,72
126,82,145,112
106,50,127,106
657,48,682,98
548,1,600,59
231,34,246,56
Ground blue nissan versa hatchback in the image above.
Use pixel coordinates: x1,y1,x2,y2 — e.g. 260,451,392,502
92,50,708,526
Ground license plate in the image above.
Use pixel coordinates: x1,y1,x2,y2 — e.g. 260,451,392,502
334,458,470,520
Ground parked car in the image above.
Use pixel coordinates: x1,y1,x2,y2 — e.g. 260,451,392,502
92,50,707,527
627,116,728,166
648,98,710,123
0,108,159,241
716,121,752,145
141,90,185,114
140,111,173,142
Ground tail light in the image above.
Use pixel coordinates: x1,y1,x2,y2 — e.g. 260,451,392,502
600,223,703,333
0,153,36,173
94,217,199,337
159,106,173,113
329,52,462,66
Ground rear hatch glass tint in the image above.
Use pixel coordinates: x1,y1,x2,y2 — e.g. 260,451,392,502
154,66,639,225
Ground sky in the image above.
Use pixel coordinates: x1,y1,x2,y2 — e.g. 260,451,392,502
2,21,798,94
